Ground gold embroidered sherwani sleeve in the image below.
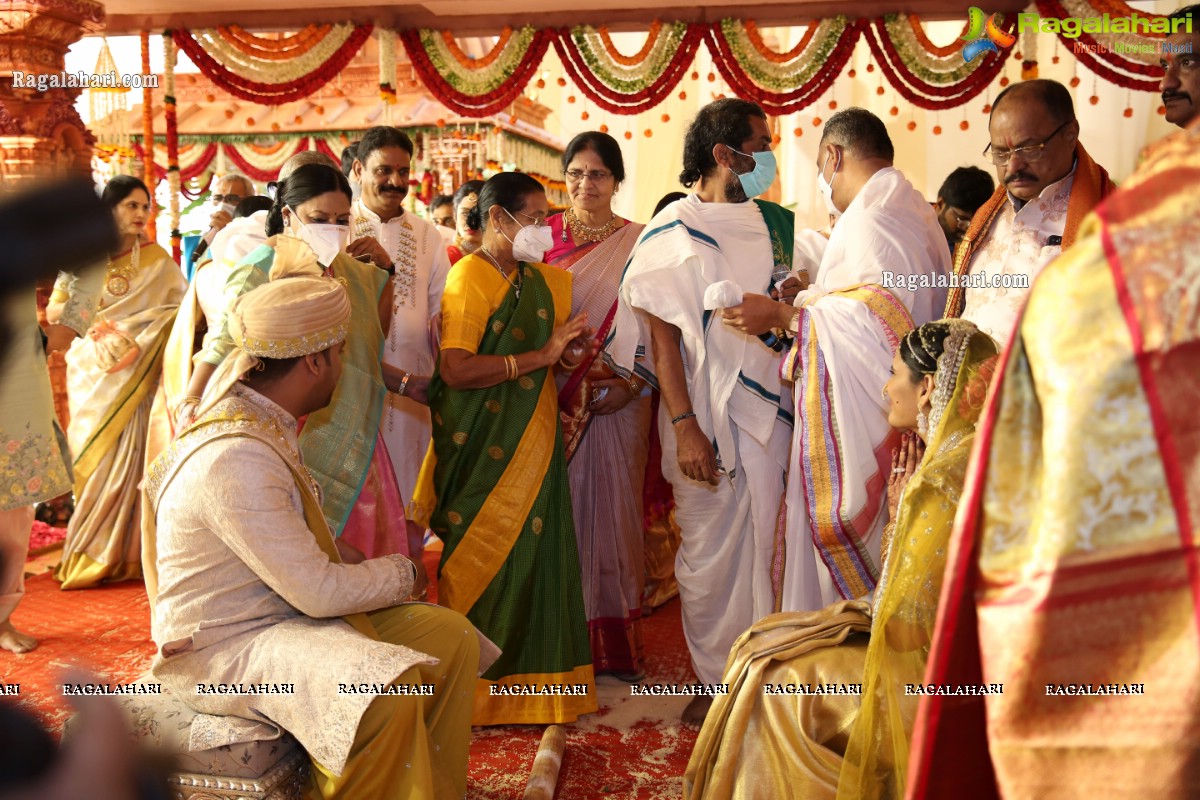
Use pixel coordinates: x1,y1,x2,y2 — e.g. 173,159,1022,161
200,440,414,616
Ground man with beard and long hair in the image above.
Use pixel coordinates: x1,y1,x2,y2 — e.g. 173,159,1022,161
608,98,798,727
943,79,1114,346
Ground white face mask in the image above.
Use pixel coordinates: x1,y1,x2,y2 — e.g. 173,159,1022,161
289,207,349,266
816,150,841,216
502,209,553,263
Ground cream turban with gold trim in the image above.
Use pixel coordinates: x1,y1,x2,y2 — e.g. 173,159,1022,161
195,234,350,416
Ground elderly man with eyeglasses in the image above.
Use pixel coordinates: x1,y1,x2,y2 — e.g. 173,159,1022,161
944,79,1115,347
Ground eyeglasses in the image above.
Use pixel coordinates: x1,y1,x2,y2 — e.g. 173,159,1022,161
511,210,549,227
564,169,613,183
212,193,243,205
983,121,1070,166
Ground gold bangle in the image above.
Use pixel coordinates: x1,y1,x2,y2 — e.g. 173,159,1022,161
505,354,518,381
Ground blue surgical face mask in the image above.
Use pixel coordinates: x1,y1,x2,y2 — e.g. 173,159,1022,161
727,146,777,199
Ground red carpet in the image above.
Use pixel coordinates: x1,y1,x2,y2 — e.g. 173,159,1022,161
2,556,699,799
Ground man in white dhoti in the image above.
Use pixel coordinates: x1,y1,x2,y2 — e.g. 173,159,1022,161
349,126,451,505
610,99,798,725
945,79,1113,346
723,108,949,613
148,270,483,798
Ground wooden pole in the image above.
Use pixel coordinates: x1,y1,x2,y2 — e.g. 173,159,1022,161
522,725,566,800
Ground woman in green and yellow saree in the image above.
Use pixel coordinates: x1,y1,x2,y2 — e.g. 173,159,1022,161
412,172,598,726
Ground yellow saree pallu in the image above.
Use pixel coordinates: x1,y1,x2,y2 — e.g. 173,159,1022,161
908,125,1200,800
687,323,999,800
56,242,186,589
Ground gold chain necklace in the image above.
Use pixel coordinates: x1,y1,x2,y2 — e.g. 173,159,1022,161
479,247,522,299
563,207,620,244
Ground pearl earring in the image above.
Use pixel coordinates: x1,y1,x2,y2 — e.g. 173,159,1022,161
917,409,928,436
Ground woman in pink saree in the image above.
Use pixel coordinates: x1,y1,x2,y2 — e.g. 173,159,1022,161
546,132,648,680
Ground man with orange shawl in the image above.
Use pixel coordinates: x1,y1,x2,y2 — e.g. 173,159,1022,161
944,79,1114,347
908,117,1200,799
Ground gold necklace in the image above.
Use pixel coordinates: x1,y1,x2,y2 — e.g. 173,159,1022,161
564,207,621,244
479,248,522,299
104,241,140,297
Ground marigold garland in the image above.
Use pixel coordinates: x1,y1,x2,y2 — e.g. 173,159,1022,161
598,21,663,67
140,30,156,242
379,28,398,104
173,25,372,105
907,15,968,58
399,26,552,116
219,24,331,56
553,22,703,114
743,19,817,63
1035,0,1164,89
704,18,861,114
163,31,182,262
865,17,1011,109
441,26,513,69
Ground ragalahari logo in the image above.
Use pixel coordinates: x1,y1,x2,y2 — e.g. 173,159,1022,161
961,7,1018,62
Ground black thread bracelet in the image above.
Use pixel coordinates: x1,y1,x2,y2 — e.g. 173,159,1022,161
671,411,697,425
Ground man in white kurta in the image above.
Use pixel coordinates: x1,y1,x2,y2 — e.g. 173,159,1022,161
149,272,480,799
945,80,1113,347
350,126,451,504
611,101,795,722
723,108,949,613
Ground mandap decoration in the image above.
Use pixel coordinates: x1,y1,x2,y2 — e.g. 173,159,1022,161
1033,0,1168,90
399,26,553,116
173,7,1165,121
553,22,705,114
173,24,374,104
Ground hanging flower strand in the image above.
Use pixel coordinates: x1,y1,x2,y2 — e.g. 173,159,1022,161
140,30,157,242
163,30,182,263
379,27,397,104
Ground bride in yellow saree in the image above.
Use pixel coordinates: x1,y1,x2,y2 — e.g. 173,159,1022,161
686,319,999,800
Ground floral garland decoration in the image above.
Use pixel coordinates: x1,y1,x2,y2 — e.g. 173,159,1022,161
173,25,372,105
163,31,182,262
398,26,552,116
218,24,330,60
134,141,219,184
704,18,863,114
379,28,397,103
1021,17,1039,80
863,14,1013,109
552,22,704,114
1036,0,1164,90
222,138,314,181
140,30,156,242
